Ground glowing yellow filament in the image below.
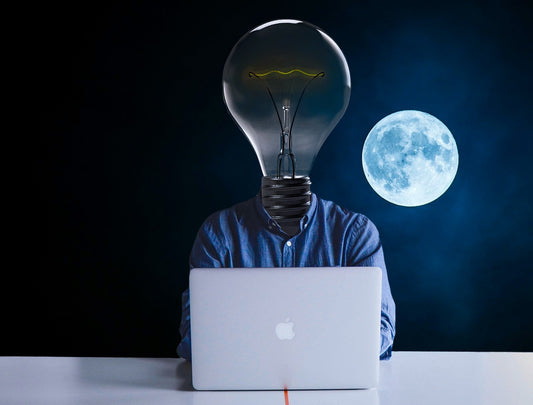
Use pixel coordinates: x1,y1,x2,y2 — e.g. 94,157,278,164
249,69,325,78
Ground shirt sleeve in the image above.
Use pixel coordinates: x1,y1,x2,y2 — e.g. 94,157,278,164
348,215,396,360
177,220,226,361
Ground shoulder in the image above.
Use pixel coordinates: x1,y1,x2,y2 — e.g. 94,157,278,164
199,196,257,234
315,194,378,234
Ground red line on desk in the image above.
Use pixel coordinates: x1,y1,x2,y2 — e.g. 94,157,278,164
284,387,289,405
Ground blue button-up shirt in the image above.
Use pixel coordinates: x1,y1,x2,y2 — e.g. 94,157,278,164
178,193,396,360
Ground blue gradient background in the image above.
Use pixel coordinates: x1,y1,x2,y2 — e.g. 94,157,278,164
23,0,532,356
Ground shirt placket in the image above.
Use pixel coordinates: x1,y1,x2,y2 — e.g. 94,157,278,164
282,239,295,267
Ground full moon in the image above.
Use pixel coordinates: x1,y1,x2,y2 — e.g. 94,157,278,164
362,110,459,207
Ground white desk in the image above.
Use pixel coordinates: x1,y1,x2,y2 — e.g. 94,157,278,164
1,352,532,405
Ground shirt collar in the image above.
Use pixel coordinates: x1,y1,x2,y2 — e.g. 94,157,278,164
254,192,318,232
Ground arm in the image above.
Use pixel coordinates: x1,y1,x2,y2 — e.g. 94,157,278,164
348,216,396,360
177,220,227,361
177,288,192,360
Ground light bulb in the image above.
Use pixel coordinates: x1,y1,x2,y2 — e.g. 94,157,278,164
222,20,350,235
223,19,350,179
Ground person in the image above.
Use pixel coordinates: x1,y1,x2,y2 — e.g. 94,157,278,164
177,191,396,360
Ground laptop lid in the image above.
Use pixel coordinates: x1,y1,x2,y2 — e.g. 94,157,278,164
189,267,382,390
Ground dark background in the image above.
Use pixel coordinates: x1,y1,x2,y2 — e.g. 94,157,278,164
18,0,532,356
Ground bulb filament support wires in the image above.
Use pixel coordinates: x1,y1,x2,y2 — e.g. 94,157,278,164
249,69,325,179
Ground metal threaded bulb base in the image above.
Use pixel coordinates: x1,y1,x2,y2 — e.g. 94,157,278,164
261,176,312,237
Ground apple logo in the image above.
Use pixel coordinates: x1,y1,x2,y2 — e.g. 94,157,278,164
275,318,295,340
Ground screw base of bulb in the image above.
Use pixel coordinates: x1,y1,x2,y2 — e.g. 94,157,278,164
261,176,312,237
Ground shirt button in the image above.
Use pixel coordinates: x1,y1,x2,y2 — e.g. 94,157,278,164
286,241,292,247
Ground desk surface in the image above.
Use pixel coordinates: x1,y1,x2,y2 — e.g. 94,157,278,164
1,352,532,405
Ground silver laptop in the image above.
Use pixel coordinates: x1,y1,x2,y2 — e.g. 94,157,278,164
189,267,382,390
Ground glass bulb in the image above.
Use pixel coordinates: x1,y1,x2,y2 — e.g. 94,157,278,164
223,19,351,179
